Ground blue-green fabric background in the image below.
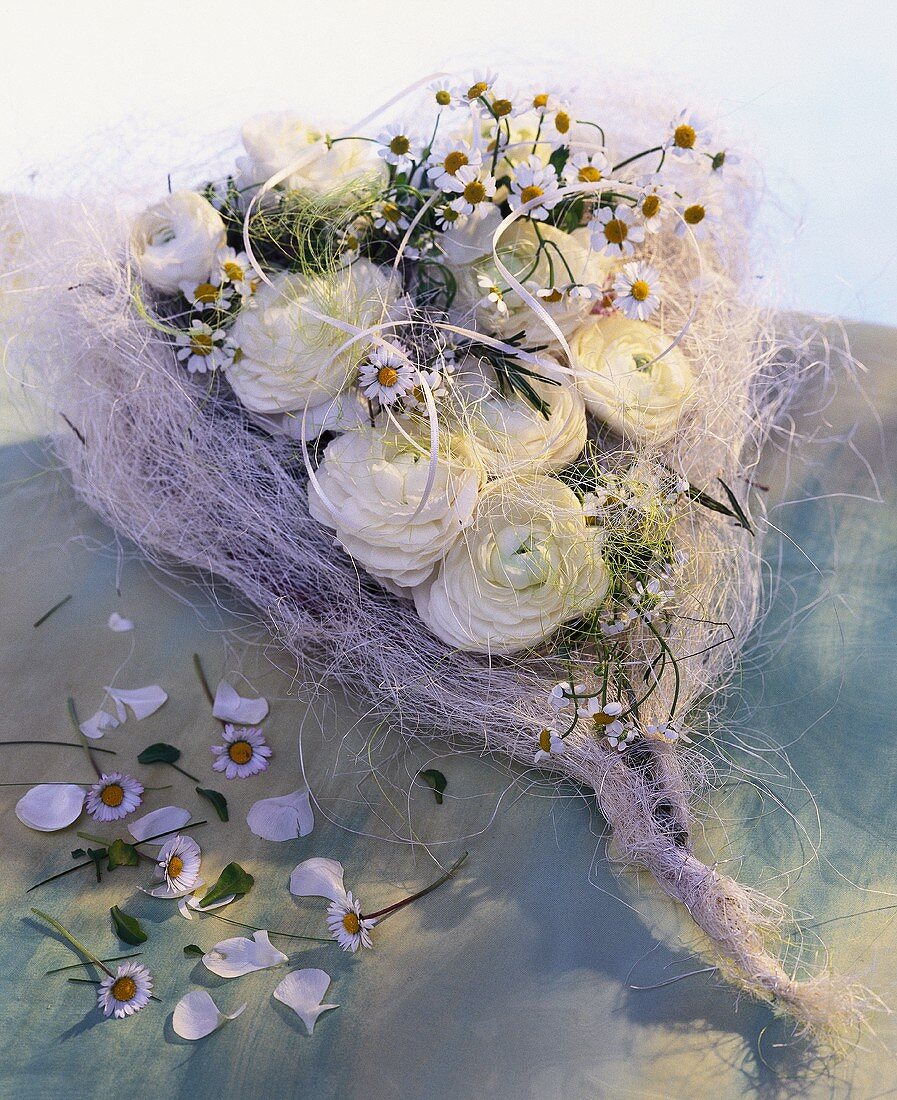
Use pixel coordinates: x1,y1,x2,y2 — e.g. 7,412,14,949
1,323,895,1099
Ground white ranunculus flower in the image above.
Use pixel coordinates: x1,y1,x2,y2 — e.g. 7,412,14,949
226,261,399,428
131,191,225,295
413,475,610,654
452,223,613,348
570,314,694,440
239,113,386,193
452,358,586,475
307,427,483,589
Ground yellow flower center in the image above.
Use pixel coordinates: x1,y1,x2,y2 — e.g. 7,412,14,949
191,332,214,355
519,184,544,205
683,204,706,225
223,262,245,282
591,711,617,728
554,110,571,135
193,282,219,303
641,194,660,218
389,135,410,156
441,207,460,224
492,98,513,118
603,218,628,245
435,89,451,106
533,93,549,109
382,202,402,224
630,280,650,302
578,166,602,183
100,783,124,807
167,855,184,879
467,81,488,100
674,124,696,149
228,740,253,765
342,911,361,934
463,180,486,204
542,288,563,303
443,150,469,176
538,729,552,752
111,976,137,1002
377,366,399,388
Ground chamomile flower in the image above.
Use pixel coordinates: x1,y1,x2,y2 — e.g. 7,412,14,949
449,165,497,217
463,69,499,102
674,188,722,241
326,892,376,953
528,85,565,113
508,155,561,220
577,698,625,740
85,772,144,822
215,246,257,300
429,80,460,112
485,91,521,120
533,727,566,764
358,343,416,406
631,577,673,622
427,139,482,192
338,217,368,263
635,178,673,233
707,148,740,175
156,834,202,894
175,320,234,374
377,124,419,173
599,607,638,637
371,201,410,237
589,203,645,257
476,273,509,317
211,724,272,779
563,150,608,188
548,681,585,712
98,962,153,1019
644,720,692,744
666,109,711,160
613,261,663,321
435,204,467,232
607,726,638,751
542,103,576,144
179,278,233,312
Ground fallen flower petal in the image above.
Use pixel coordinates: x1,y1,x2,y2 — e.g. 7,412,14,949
104,685,168,721
273,969,338,1035
202,930,287,978
247,788,314,841
15,783,85,831
107,612,134,632
212,681,269,726
172,990,246,1040
177,887,236,920
128,805,192,843
289,857,348,904
79,709,121,740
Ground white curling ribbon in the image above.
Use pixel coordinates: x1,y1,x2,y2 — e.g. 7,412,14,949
273,969,338,1035
202,930,288,978
172,991,246,1041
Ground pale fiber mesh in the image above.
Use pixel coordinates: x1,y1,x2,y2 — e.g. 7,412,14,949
0,99,874,1046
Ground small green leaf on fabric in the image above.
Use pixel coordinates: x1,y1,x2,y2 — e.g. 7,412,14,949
183,944,204,957
106,838,140,870
137,742,182,765
199,862,254,908
196,787,229,822
110,906,147,946
418,769,447,805
87,847,106,882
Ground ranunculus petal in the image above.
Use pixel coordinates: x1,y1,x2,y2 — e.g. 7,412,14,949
107,612,134,632
79,709,121,740
128,805,192,843
289,857,347,903
247,788,314,841
273,969,338,1035
202,930,287,978
212,681,269,726
104,684,168,720
15,784,85,831
172,990,246,1040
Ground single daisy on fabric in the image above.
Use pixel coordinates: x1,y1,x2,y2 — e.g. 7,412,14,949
290,857,378,954
427,139,482,193
448,166,497,217
613,261,663,321
175,320,234,374
85,772,144,822
211,724,271,779
327,891,376,953
155,834,202,895
577,698,625,740
533,727,565,764
508,156,562,220
666,109,711,160
563,150,608,188
179,278,233,312
377,124,419,174
97,961,153,1019
358,343,416,406
589,204,645,257
215,246,257,300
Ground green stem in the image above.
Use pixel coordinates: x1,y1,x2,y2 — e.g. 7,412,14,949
29,908,114,977
169,762,201,783
646,619,681,720
33,594,72,628
207,912,331,944
47,953,141,975
67,697,101,779
27,858,101,892
611,144,664,174
0,740,115,755
192,653,215,708
365,852,468,922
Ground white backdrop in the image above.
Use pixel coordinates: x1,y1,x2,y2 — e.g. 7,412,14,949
2,0,895,324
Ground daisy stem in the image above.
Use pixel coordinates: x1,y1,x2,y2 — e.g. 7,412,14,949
0,740,115,755
27,859,100,892
365,851,469,922
67,697,102,779
46,952,141,975
645,619,680,720
611,145,664,174
192,653,215,708
207,912,331,944
32,593,72,628
29,908,115,977
168,762,201,783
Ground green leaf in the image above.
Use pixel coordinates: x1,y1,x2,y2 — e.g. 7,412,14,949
86,847,106,882
199,862,254,908
137,742,181,765
106,838,140,871
548,145,570,177
195,787,229,822
183,944,204,958
418,769,447,805
110,906,147,946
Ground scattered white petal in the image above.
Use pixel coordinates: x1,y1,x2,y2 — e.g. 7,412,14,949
247,788,314,841
289,857,348,904
107,612,134,632
79,709,121,740
15,784,85,831
172,991,246,1040
176,886,238,920
104,685,168,721
127,805,192,843
273,969,338,1035
212,681,269,726
202,930,288,978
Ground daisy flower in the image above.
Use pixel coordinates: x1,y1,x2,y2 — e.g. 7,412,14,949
635,178,673,233
577,698,625,740
476,273,509,317
326,891,376,953
85,772,144,822
180,279,233,312
589,204,645,257
156,834,202,894
371,201,409,237
708,148,740,175
613,262,663,321
548,681,585,712
358,343,416,406
674,188,722,241
377,124,418,174
463,69,499,102
599,607,638,637
644,720,692,744
175,320,234,374
666,109,711,160
97,962,153,1019
215,246,257,300
528,85,566,113
449,165,497,217
427,139,482,192
428,80,460,112
563,150,608,188
533,727,565,764
542,103,576,144
508,155,561,220
485,91,521,120
211,724,272,779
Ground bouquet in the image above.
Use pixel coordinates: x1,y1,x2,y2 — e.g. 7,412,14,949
3,70,871,1043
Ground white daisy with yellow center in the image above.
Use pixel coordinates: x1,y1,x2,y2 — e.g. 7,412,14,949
97,962,153,1019
85,772,144,822
577,697,626,743
326,891,376,953
449,165,497,218
211,724,272,779
508,155,562,221
635,178,673,234
175,319,234,375
563,150,608,189
426,138,483,193
613,261,663,321
377,123,418,174
589,203,645,257
463,68,499,102
156,834,202,895
533,727,565,764
674,187,722,241
358,342,416,406
179,278,233,312
371,201,409,237
666,109,711,160
215,246,258,300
